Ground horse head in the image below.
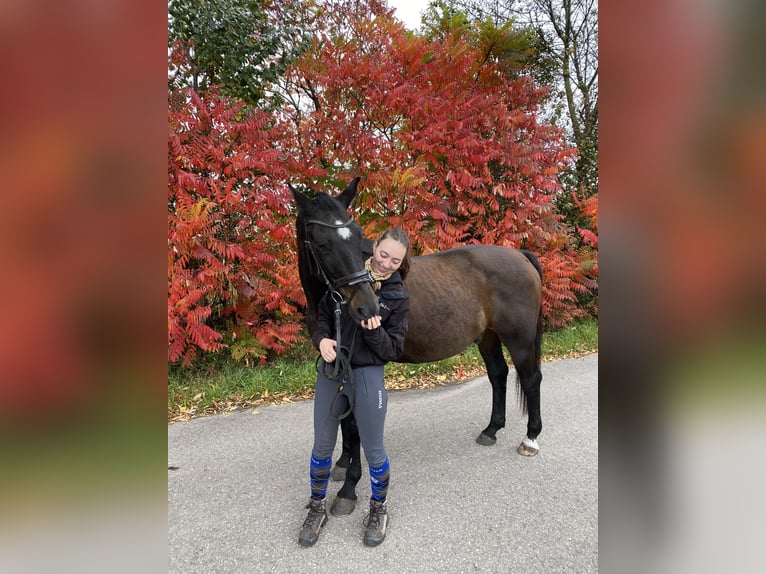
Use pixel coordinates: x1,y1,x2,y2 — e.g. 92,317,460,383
290,177,380,323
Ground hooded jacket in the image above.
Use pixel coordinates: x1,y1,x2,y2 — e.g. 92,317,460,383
312,271,409,367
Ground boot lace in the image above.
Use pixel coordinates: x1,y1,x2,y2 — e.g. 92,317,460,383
303,500,325,529
363,502,385,529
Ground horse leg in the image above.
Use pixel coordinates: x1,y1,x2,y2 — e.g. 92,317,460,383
475,331,509,446
507,342,543,457
331,414,353,481
330,414,362,516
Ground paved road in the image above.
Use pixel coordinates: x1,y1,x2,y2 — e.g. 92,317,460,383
169,354,598,573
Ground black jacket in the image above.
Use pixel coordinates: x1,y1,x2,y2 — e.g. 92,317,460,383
313,271,409,367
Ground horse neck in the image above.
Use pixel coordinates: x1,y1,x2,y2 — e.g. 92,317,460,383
296,237,327,337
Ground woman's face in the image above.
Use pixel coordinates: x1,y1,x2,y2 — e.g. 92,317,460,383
371,237,407,275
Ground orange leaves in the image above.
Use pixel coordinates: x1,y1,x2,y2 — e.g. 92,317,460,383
573,191,599,249
578,229,599,249
168,89,302,365
167,7,598,366
276,9,595,325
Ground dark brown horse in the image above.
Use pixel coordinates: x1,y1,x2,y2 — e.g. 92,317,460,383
291,178,544,515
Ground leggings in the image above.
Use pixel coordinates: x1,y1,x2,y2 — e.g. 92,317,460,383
312,365,388,467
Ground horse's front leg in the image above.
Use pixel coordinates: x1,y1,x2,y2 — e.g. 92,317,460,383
330,414,362,516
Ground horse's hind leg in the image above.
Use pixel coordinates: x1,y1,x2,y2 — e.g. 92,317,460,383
507,342,543,456
476,331,509,446
331,414,354,482
330,415,362,516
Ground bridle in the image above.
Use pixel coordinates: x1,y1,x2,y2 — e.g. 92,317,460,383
303,216,374,297
302,215,374,420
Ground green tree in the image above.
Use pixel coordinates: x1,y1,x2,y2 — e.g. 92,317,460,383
448,0,598,201
168,0,309,107
420,1,552,84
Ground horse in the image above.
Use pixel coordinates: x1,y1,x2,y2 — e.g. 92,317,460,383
291,177,544,516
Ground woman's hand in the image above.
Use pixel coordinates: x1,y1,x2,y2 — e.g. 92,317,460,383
361,315,382,330
319,338,337,362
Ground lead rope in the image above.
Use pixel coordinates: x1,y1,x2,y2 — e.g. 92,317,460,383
316,291,358,420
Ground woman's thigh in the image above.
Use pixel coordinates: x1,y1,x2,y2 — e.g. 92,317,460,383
312,374,343,458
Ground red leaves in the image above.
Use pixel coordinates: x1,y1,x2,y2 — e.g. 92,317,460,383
574,191,599,249
279,11,595,327
578,229,599,249
168,89,301,365
168,7,598,365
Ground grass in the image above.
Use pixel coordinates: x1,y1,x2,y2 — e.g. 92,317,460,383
168,317,598,422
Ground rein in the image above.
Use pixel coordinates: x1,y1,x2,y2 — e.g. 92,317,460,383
303,216,373,420
315,294,359,420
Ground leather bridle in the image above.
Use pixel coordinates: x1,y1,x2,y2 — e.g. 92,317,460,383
303,217,374,296
303,216,373,419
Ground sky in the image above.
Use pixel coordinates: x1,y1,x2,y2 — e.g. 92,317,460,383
387,0,431,30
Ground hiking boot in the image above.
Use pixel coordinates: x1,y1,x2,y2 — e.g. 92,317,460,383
363,499,389,547
298,498,328,547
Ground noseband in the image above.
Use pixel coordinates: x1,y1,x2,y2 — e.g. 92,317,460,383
303,217,374,296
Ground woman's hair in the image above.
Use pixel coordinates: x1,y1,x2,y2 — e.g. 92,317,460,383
377,228,411,280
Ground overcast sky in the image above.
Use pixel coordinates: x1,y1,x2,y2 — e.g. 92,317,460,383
387,0,430,30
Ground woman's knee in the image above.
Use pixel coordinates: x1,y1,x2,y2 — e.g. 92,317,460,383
363,447,388,469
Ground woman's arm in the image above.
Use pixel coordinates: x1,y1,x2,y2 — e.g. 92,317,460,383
312,293,334,350
360,297,409,362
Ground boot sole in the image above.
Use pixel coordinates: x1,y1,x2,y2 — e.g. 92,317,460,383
298,515,328,547
363,535,385,547
363,514,388,547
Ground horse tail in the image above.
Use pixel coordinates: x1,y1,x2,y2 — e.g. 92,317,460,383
521,249,543,368
517,250,544,414
521,249,543,280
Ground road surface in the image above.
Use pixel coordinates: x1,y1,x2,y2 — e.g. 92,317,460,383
169,354,598,573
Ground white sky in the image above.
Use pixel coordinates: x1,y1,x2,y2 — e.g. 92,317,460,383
387,0,431,30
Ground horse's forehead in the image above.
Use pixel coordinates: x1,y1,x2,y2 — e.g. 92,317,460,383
323,219,353,242
304,195,356,241
311,197,344,219
336,224,351,240
314,193,342,212
307,217,355,243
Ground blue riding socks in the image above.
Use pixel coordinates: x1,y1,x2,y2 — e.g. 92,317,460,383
312,455,390,502
309,454,333,500
369,457,390,502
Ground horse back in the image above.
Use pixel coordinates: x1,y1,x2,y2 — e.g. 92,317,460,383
399,245,542,362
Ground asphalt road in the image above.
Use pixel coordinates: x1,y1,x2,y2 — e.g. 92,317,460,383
168,354,598,573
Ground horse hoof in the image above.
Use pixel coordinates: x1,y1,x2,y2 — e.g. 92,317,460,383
330,496,356,516
331,464,347,482
517,437,539,457
476,433,497,446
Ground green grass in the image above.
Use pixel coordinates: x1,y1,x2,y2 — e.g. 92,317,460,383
169,317,598,421
542,318,599,358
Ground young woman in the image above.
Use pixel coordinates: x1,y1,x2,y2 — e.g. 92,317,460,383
299,228,411,548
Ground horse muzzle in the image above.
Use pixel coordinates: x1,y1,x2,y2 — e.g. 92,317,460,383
347,282,380,322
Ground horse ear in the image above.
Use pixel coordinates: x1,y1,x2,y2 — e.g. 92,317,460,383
289,183,311,214
337,177,360,209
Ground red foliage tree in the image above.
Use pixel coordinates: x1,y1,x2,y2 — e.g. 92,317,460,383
167,2,599,365
278,10,595,327
168,90,304,365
